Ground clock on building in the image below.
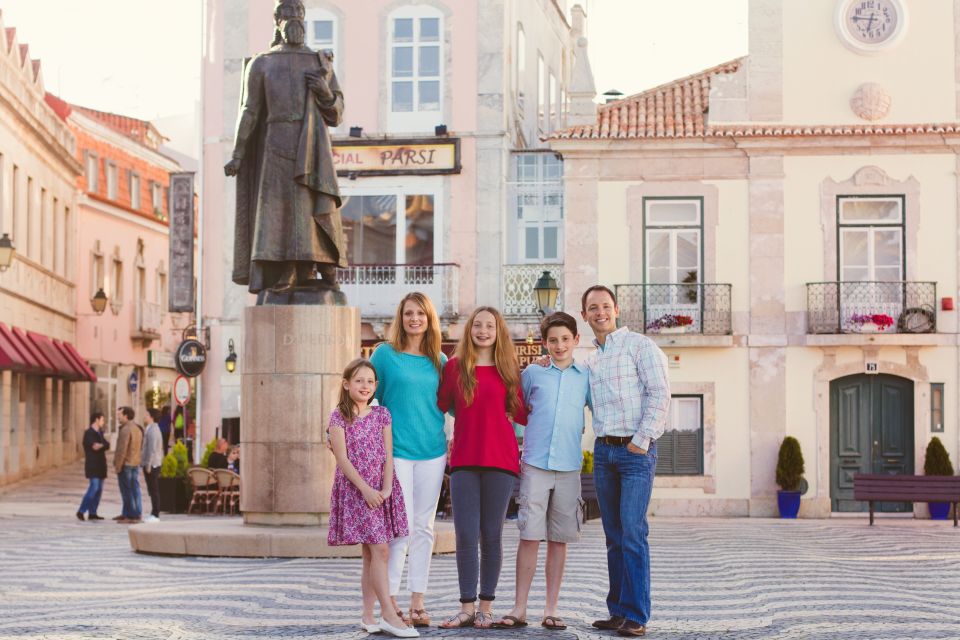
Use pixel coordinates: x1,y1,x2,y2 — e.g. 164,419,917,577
836,0,908,53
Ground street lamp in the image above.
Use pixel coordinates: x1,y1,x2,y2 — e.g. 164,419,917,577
90,288,108,315
0,233,15,271
533,270,559,316
225,338,238,373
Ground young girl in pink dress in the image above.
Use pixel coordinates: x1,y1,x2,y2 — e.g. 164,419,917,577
327,358,417,638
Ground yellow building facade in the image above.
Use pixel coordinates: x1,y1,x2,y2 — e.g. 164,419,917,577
551,0,960,517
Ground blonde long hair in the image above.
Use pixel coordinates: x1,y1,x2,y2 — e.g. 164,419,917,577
388,292,444,374
336,358,377,425
455,306,521,415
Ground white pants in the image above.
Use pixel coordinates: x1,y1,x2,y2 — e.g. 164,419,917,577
388,453,447,596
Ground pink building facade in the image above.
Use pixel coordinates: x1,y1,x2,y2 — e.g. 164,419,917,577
198,0,595,445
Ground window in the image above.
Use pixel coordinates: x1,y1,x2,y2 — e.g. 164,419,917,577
11,164,18,245
26,176,33,260
129,172,141,211
537,53,545,134
644,198,702,285
340,192,437,265
40,187,48,268
509,153,563,264
656,395,703,475
151,181,163,216
516,25,526,115
157,262,168,316
106,162,118,200
64,206,71,279
931,383,944,433
110,249,124,314
91,240,104,298
388,6,442,131
53,197,62,276
548,72,557,133
85,153,98,193
306,9,336,64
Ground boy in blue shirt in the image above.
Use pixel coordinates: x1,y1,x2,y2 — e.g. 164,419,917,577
495,312,590,631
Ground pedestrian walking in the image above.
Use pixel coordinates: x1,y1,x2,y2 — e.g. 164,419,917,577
581,285,670,637
114,406,144,524
157,404,172,456
436,306,528,630
495,312,591,631
77,411,109,521
327,358,416,638
370,292,448,628
141,408,163,523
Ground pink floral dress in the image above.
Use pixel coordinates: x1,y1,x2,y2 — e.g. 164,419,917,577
327,405,408,545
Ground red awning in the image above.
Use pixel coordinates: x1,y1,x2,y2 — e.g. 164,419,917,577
28,331,89,381
49,340,86,382
56,340,97,382
0,323,34,373
10,327,56,375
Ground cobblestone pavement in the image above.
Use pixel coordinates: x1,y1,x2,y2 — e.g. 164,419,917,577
1,462,959,640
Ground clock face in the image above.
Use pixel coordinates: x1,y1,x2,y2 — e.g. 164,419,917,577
846,0,899,44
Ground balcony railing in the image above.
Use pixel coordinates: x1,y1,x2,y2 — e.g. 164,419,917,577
502,264,564,317
336,263,460,320
806,281,937,334
614,283,733,335
133,300,162,339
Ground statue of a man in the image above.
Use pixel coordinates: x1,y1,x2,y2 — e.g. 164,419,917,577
225,0,346,305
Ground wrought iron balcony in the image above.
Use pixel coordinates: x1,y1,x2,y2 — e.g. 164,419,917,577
806,281,937,334
502,264,564,317
132,299,162,340
614,283,733,335
336,263,460,320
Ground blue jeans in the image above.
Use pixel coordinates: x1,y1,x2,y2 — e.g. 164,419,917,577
78,477,104,516
593,439,658,625
117,466,142,519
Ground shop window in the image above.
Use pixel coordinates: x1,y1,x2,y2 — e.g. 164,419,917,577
656,395,703,475
340,192,437,265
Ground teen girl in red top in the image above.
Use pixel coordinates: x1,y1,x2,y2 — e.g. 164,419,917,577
437,306,528,629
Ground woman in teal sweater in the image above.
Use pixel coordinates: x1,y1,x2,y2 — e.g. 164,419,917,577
371,291,448,628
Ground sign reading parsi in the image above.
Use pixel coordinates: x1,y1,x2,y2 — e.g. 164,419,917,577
333,138,460,176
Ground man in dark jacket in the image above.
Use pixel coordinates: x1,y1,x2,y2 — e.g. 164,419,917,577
77,412,109,521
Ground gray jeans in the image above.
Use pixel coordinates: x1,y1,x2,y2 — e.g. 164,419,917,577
450,469,516,602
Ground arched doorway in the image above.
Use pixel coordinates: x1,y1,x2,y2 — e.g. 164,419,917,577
830,373,914,512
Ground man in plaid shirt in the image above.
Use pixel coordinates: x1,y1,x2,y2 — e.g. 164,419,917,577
582,285,670,637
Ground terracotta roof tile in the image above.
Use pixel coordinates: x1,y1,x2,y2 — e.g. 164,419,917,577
71,105,168,150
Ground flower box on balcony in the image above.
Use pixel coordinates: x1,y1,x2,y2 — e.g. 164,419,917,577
857,322,880,333
646,314,694,334
848,313,894,334
658,326,687,335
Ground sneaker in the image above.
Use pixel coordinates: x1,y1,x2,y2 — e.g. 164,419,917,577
144,515,159,523
76,511,85,521
88,514,104,521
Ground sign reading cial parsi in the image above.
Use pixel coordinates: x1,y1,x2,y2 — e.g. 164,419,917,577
332,139,460,176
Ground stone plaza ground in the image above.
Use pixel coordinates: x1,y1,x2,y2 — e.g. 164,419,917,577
1,462,959,640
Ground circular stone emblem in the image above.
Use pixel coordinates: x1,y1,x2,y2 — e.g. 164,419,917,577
175,339,207,377
850,83,891,121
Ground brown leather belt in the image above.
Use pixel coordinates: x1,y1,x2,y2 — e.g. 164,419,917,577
596,435,632,447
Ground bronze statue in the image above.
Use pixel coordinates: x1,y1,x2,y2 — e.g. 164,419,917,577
225,0,347,305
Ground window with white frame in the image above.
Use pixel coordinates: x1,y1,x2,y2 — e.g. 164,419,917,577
150,181,163,217
306,9,336,59
388,6,442,131
110,249,124,314
548,71,557,133
129,172,141,211
537,53,545,134
509,153,563,264
838,196,904,283
90,240,104,299
106,162,118,200
85,153,98,192
656,395,704,475
516,25,526,115
644,198,702,286
340,191,437,265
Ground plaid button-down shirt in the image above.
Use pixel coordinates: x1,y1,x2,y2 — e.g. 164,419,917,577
586,327,671,451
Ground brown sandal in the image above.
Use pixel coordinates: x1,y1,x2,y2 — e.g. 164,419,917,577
493,615,528,629
408,608,431,628
542,616,567,630
439,611,476,628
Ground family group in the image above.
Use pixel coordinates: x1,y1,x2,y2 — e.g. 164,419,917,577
326,285,671,638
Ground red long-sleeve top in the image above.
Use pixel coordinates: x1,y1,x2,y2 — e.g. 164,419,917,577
437,358,529,476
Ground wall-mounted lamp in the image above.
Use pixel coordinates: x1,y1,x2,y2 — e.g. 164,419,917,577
349,126,363,138
533,270,559,316
225,338,238,373
434,124,448,136
90,288,108,315
0,233,15,272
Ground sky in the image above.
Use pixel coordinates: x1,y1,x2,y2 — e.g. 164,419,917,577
0,0,747,148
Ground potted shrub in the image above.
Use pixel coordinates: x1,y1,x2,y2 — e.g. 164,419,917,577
924,437,954,520
580,450,599,522
775,436,805,518
159,440,191,514
646,314,694,335
849,313,895,333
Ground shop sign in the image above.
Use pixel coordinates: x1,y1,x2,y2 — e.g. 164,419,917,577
168,172,196,313
175,339,207,377
147,350,176,369
128,370,139,393
333,138,460,176
174,375,191,406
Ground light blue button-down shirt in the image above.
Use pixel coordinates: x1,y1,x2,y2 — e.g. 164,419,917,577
520,360,591,472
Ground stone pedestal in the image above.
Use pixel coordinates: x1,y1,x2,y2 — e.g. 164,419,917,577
240,305,359,526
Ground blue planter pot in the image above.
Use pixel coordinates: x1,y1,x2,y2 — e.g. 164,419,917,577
777,490,801,518
929,502,951,520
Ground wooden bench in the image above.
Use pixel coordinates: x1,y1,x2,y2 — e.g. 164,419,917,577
853,474,960,526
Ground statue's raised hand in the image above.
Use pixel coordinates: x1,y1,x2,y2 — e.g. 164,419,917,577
224,157,242,177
